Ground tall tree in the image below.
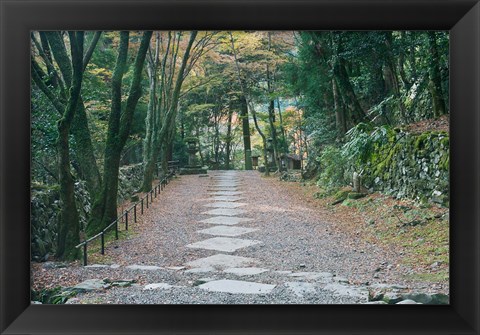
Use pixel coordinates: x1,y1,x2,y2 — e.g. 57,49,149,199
31,31,101,259
89,31,152,234
32,31,88,260
141,31,199,191
229,32,270,175
228,33,254,171
31,31,102,199
55,32,84,260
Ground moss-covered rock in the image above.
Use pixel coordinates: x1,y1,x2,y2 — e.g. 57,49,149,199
347,192,366,200
362,130,449,206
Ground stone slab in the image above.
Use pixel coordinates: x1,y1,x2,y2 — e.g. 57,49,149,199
212,187,242,190
209,191,243,196
184,267,216,274
323,283,369,301
186,254,258,269
211,176,240,179
212,178,242,184
84,264,110,268
166,266,186,270
214,183,242,187
126,265,163,271
203,202,247,208
275,270,293,274
201,208,247,216
199,216,253,225
198,225,257,237
396,299,422,304
285,282,316,297
224,267,269,276
73,279,106,291
186,237,260,252
208,187,239,192
198,279,276,294
143,283,173,290
209,196,244,202
288,272,334,282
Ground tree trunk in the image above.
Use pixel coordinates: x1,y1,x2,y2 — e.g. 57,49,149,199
333,58,367,125
332,78,346,140
267,99,280,170
70,99,101,195
89,31,152,235
266,32,280,170
141,33,160,190
384,31,409,123
142,31,197,188
240,95,253,170
225,108,233,169
229,33,253,171
276,99,288,153
213,107,220,168
251,107,269,176
56,32,85,260
427,32,447,118
33,32,102,200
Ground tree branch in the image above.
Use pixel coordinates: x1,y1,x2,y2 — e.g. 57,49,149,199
83,31,102,71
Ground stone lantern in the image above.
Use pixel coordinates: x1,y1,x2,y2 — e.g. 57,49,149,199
266,138,276,170
186,138,200,167
180,137,207,175
251,155,260,169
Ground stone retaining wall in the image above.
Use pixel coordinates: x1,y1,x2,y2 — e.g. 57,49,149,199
31,163,145,261
363,130,449,206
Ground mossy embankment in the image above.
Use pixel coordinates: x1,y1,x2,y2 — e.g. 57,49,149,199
364,128,449,206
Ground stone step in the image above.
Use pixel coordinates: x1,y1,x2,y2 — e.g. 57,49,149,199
203,202,247,208
201,208,247,216
186,253,258,269
198,216,253,225
197,225,257,237
186,237,261,253
198,279,276,294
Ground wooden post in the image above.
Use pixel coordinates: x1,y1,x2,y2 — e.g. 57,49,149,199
83,244,87,266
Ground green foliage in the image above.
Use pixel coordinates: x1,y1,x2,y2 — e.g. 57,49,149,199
31,286,77,304
31,86,60,184
316,145,347,189
286,30,449,161
342,123,391,171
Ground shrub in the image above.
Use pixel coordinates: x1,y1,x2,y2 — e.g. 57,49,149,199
316,145,348,190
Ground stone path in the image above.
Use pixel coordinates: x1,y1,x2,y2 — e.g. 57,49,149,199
185,172,273,294
45,171,447,305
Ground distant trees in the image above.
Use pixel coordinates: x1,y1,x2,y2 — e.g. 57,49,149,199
140,31,201,192
286,31,448,148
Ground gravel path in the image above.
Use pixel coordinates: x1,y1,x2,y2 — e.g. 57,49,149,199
33,171,445,304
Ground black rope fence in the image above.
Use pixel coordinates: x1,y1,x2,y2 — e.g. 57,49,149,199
75,170,176,266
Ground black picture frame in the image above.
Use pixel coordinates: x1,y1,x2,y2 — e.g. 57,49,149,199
1,0,479,334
